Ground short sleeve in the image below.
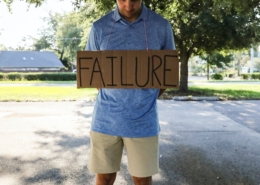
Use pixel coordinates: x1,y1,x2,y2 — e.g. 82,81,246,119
85,24,100,51
162,21,176,50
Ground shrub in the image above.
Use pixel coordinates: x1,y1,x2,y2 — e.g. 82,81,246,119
251,73,260,80
210,73,223,80
251,74,257,80
241,74,260,80
0,72,76,81
23,73,76,81
242,74,250,80
23,74,39,81
0,73,4,81
7,73,22,81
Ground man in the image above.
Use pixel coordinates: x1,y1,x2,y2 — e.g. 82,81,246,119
85,0,175,184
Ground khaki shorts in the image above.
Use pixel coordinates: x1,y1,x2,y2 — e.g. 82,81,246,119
88,131,159,177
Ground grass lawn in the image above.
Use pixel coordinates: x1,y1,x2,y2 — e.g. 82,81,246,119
1,86,97,102
1,82,260,101
164,84,260,100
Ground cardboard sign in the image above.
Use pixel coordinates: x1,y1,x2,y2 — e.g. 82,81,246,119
77,50,179,88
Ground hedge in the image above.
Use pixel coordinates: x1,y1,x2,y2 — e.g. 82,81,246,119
210,73,223,80
0,74,4,81
0,72,76,81
241,73,260,80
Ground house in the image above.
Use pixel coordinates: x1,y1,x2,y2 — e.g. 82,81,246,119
0,51,64,72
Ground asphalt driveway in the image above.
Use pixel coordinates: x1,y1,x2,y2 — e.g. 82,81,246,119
0,100,259,185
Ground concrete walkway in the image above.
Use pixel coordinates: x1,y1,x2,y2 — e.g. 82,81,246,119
0,101,260,185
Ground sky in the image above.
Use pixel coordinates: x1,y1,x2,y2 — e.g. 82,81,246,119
0,0,74,48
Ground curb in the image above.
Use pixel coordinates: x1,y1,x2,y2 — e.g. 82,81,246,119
172,96,219,101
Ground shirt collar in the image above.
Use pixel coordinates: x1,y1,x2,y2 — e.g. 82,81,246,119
113,4,148,22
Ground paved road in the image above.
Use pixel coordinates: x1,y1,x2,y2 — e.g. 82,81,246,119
0,100,260,185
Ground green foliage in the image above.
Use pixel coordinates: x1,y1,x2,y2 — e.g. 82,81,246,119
23,74,39,81
6,73,22,81
242,74,250,80
210,73,223,80
251,74,260,80
2,0,260,92
228,74,233,78
241,73,260,80
201,53,233,68
25,73,76,81
161,0,260,91
0,73,76,81
32,11,84,68
33,36,51,51
0,73,4,80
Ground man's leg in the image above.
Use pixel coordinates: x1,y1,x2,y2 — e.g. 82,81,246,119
96,173,117,185
88,132,123,185
132,176,152,185
123,136,159,184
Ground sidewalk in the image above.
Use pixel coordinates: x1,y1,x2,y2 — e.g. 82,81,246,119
0,101,260,185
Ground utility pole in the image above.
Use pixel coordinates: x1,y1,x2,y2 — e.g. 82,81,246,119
250,48,254,74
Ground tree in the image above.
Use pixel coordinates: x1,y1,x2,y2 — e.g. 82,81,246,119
162,0,260,91
0,44,7,50
55,12,83,69
31,36,51,51
4,0,260,91
232,52,250,76
33,11,84,69
201,53,233,80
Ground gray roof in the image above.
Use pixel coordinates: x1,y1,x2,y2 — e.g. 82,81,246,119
0,51,64,68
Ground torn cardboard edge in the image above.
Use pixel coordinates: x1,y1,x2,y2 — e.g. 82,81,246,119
77,50,179,89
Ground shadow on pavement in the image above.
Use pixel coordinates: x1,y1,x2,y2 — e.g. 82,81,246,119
0,130,94,184
158,143,256,185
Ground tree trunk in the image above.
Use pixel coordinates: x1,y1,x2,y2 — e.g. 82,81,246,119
59,48,65,61
178,51,189,92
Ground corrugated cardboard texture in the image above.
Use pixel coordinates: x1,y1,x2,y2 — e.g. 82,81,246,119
77,50,179,88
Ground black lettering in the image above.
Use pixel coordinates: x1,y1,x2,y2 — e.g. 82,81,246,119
152,55,162,86
120,56,133,86
106,56,117,86
90,57,105,87
79,57,91,87
164,55,176,87
135,57,150,87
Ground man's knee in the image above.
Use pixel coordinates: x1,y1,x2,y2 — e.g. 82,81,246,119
96,173,117,185
132,176,152,185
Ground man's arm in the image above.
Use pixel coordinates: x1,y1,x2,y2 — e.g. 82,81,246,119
158,21,175,98
86,25,101,92
158,89,166,98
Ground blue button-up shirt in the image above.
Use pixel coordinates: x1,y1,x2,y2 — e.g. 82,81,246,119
85,5,175,138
